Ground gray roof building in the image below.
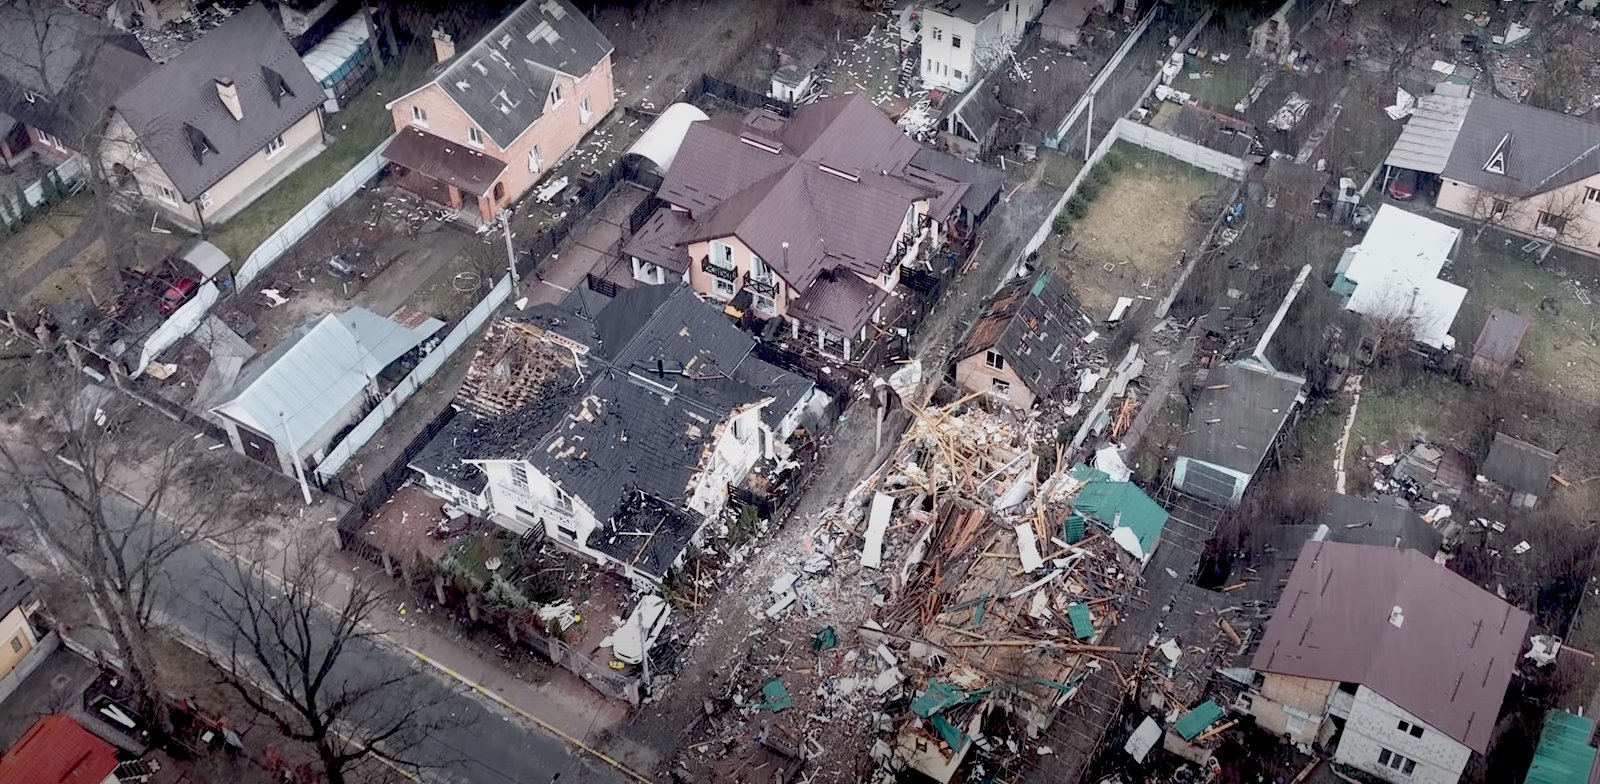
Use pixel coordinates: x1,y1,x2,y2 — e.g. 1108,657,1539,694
1238,494,1444,605
1480,432,1558,497
424,0,612,148
1179,362,1305,476
957,270,1093,401
114,3,323,201
1439,93,1600,198
1252,541,1529,753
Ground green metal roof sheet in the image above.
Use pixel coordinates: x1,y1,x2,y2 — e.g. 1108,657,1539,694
1173,700,1225,741
1066,602,1095,640
1068,468,1169,555
912,680,972,718
1526,710,1597,784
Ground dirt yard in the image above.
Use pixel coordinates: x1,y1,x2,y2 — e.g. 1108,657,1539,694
1051,145,1230,316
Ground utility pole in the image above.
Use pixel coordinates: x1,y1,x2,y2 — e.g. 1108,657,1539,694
501,209,519,291
1084,90,1094,163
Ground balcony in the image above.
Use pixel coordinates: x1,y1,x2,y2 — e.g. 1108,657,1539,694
743,270,778,296
700,256,738,282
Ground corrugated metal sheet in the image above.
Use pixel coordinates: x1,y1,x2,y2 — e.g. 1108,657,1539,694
1173,700,1224,741
1385,91,1472,174
1526,710,1596,784
1066,603,1095,640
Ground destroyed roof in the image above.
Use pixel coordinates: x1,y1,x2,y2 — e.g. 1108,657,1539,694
1252,541,1530,753
422,0,612,148
408,411,492,493
1385,85,1472,174
1318,494,1443,554
1172,700,1224,741
0,0,153,146
1441,93,1600,198
621,208,693,273
1067,465,1168,558
588,491,699,581
115,3,324,201
1472,307,1530,368
959,270,1092,399
660,95,991,293
1526,710,1598,784
1481,432,1558,496
212,307,444,451
1178,362,1305,475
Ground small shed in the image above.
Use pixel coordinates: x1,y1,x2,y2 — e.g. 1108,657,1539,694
1469,307,1530,381
621,103,709,189
1174,362,1306,505
1039,0,1096,48
1480,432,1558,508
1525,710,1597,784
301,13,379,112
769,46,823,103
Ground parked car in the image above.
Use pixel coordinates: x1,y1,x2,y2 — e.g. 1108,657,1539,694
159,277,199,315
1387,169,1418,201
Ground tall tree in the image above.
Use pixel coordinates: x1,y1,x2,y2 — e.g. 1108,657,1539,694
207,543,467,784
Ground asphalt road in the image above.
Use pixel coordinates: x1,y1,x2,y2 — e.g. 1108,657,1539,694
4,487,633,784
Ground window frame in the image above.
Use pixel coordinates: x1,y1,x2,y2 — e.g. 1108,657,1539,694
551,84,564,106
951,34,962,49
466,126,484,148
712,278,736,298
8,637,20,653
1586,187,1600,205
509,463,530,493
579,96,592,124
990,378,1011,396
155,184,180,204
1537,209,1569,234
710,240,736,270
754,292,777,314
263,134,286,159
931,27,943,41
985,350,1005,370
411,104,428,127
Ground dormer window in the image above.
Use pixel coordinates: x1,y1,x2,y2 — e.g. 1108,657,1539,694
1484,132,1511,175
261,65,293,106
184,123,215,163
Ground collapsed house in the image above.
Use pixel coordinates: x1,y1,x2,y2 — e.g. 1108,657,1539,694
410,285,826,585
1242,541,1529,784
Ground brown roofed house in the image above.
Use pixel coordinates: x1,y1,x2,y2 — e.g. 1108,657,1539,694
646,93,1001,363
954,269,1091,409
100,3,325,230
381,0,614,226
1245,541,1529,783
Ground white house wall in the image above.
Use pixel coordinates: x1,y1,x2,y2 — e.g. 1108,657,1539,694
481,460,601,547
688,405,768,519
1334,686,1471,784
414,468,489,516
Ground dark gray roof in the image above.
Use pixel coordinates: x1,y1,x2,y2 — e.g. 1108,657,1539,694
1252,541,1529,753
1440,94,1600,198
115,3,323,201
0,0,152,146
1320,495,1443,553
430,0,612,148
1179,362,1304,474
1481,432,1557,495
925,0,1009,24
1471,307,1530,368
786,269,890,335
409,410,495,494
0,556,33,613
620,208,693,273
958,270,1093,399
908,147,1004,219
588,491,698,580
948,83,1008,142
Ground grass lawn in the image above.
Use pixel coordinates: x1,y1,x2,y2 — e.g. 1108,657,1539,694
207,51,433,261
1051,144,1229,315
0,194,90,272
1347,371,1478,455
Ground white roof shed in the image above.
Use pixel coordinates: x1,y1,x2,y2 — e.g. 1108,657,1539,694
622,103,709,179
1338,206,1466,350
212,307,443,456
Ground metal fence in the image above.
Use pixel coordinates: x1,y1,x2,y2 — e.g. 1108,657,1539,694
678,74,793,116
513,165,626,279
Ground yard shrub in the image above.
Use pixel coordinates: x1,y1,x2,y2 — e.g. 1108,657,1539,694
1053,211,1073,235
1076,181,1101,203
1065,195,1090,219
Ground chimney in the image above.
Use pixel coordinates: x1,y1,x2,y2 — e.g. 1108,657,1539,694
432,28,456,63
1389,606,1405,629
215,78,242,121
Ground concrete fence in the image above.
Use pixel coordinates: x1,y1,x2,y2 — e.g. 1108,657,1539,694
235,134,394,290
1048,4,1161,149
1114,118,1247,179
313,271,512,482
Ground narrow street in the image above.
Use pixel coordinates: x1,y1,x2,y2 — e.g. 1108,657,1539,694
0,476,636,784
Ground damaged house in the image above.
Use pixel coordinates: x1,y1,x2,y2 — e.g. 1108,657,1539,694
1244,540,1529,784
1173,361,1305,506
411,285,825,584
638,94,1001,366
953,269,1093,410
380,0,614,225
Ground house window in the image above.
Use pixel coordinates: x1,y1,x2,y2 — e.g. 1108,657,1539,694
710,240,735,270
1396,720,1424,739
1490,198,1509,220
263,134,286,158
199,192,213,209
953,68,964,80
37,130,62,149
985,350,1005,370
411,105,428,126
155,184,179,204
1377,749,1417,777
754,293,777,314
1587,187,1600,204
8,637,20,653
467,126,484,148
553,487,573,515
732,417,746,441
991,378,1011,396
551,84,563,106
951,34,962,48
509,464,529,493
751,255,774,283
932,27,943,41
529,146,542,172
1537,210,1568,235
713,278,736,298
579,97,592,124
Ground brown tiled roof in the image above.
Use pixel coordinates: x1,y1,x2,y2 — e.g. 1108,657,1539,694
381,128,508,197
1472,307,1530,368
787,270,889,335
1252,541,1529,753
621,208,692,273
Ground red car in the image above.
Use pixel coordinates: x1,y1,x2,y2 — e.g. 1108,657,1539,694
1387,169,1418,201
159,277,199,315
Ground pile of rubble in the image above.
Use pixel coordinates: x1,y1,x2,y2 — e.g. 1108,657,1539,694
673,398,1162,783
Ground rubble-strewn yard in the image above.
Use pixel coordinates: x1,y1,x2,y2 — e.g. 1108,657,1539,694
1049,146,1230,316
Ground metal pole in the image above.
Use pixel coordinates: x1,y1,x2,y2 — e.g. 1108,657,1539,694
1084,90,1094,163
501,209,519,291
281,411,313,505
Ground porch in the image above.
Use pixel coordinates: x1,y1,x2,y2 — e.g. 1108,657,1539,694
380,128,506,226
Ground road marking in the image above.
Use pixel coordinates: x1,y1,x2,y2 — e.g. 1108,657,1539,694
406,649,654,784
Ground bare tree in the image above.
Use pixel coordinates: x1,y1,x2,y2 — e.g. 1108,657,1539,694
0,363,251,733
1531,188,1593,250
1462,188,1524,244
207,544,468,784
1380,0,1447,83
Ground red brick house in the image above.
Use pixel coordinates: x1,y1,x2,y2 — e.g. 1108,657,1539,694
381,0,614,225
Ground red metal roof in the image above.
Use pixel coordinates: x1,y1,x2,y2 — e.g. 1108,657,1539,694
0,715,119,784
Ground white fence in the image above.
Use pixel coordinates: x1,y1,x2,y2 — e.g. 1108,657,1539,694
1114,118,1247,179
134,281,222,375
1049,4,1160,148
235,134,394,290
313,271,512,481
22,156,87,208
